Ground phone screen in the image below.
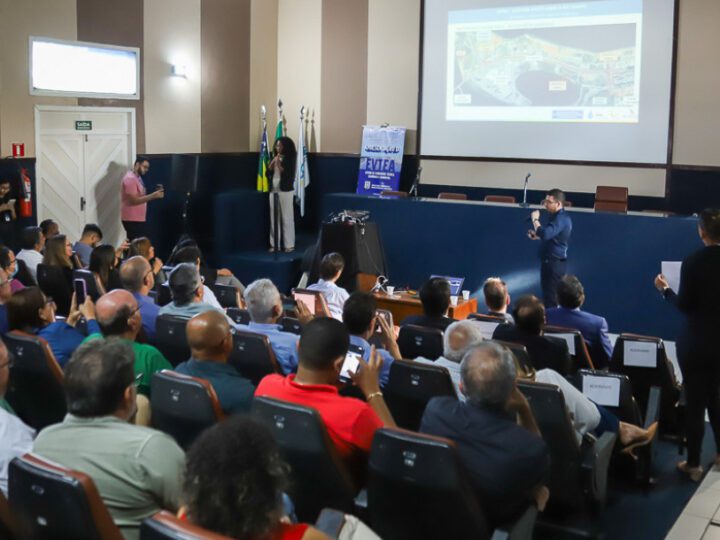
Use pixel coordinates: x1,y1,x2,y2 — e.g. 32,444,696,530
293,292,316,315
282,298,297,312
73,278,87,305
340,345,364,381
375,309,393,333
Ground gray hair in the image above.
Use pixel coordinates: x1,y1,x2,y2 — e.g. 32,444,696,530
460,342,516,409
444,320,484,363
244,279,281,323
168,263,202,306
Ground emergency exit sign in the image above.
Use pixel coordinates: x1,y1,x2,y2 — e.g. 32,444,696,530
75,120,92,131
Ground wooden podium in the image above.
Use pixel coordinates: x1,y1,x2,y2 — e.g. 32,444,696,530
373,291,477,325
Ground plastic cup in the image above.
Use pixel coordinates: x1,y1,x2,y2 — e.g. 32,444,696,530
386,286,395,296
450,295,459,307
462,290,470,301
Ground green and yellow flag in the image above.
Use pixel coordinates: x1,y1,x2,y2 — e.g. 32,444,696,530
256,119,270,192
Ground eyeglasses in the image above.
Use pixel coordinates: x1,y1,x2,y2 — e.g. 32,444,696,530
132,372,144,387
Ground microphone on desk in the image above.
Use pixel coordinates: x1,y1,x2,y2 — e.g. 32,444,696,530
521,173,531,207
409,166,422,198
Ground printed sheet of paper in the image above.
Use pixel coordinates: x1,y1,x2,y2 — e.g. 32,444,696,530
547,332,576,355
623,340,657,368
661,261,681,293
582,375,620,407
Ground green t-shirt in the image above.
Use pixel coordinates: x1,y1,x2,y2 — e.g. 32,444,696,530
82,334,172,396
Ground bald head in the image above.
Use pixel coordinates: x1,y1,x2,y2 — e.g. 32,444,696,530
186,310,232,362
96,289,140,338
120,256,153,293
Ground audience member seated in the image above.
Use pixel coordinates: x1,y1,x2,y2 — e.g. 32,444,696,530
158,263,228,322
243,278,312,374
180,415,330,540
483,277,515,323
256,318,396,465
308,252,350,320
517,363,657,453
72,223,103,267
342,291,398,386
8,287,99,367
420,342,549,527
0,246,24,293
546,274,613,368
43,234,76,280
129,236,165,284
39,218,59,241
0,339,35,496
84,289,172,397
416,320,485,397
175,311,255,414
0,269,11,333
172,242,245,292
493,295,572,374
401,277,455,331
16,226,45,281
33,338,185,539
120,256,160,341
170,246,226,309
89,244,123,292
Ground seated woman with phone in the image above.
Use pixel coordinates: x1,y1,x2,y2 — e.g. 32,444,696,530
7,287,99,367
89,244,123,293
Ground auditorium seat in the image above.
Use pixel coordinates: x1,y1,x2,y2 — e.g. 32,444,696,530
467,313,506,340
252,396,361,522
156,283,172,307
484,195,517,204
4,331,66,430
438,192,468,200
517,380,616,513
0,490,17,539
380,190,408,198
228,330,281,385
72,268,105,300
140,511,233,540
544,324,595,371
492,339,532,372
210,283,239,308
609,333,681,437
397,324,443,360
9,453,124,540
226,307,251,325
367,428,537,540
280,316,303,335
571,369,660,485
384,359,457,431
154,315,191,366
36,263,72,316
150,370,224,450
594,186,629,213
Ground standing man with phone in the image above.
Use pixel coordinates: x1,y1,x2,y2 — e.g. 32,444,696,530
121,157,164,241
527,188,572,308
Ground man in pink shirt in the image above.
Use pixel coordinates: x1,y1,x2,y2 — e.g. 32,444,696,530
121,158,164,240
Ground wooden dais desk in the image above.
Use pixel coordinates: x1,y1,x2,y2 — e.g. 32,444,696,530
373,291,477,325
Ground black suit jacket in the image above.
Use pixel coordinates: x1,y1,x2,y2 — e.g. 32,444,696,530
665,245,720,369
266,156,296,192
492,323,572,375
401,314,455,332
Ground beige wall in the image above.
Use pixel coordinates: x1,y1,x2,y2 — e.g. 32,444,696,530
0,0,78,157
277,0,322,150
366,0,420,154
143,0,201,154
249,0,279,150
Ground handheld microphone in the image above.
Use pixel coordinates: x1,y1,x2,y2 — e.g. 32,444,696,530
521,173,531,207
409,166,423,198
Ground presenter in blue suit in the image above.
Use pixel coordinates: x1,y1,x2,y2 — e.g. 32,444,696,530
528,188,572,308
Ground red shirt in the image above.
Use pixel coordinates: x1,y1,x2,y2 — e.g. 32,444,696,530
255,374,384,458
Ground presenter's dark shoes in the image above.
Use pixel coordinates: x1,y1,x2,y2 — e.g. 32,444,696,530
677,461,704,482
619,421,658,459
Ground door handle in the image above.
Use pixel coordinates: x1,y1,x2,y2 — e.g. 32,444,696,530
80,197,86,211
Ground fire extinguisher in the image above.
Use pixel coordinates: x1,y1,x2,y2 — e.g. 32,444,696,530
19,167,32,218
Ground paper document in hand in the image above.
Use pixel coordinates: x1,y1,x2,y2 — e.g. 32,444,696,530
661,261,681,293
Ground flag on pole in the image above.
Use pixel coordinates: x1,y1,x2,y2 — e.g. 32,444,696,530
256,106,270,192
295,106,310,217
274,99,284,149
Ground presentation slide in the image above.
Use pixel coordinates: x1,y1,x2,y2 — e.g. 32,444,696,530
448,1,642,123
421,0,675,164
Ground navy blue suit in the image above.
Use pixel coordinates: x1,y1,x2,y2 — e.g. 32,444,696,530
536,209,572,308
420,397,548,527
546,306,613,368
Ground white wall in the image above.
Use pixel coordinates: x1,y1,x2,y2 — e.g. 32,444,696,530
143,0,201,153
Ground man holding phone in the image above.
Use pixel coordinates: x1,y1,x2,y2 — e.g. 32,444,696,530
121,157,164,241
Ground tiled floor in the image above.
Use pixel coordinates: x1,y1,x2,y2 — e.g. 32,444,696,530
667,468,720,539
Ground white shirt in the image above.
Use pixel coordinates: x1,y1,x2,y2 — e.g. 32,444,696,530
17,249,44,281
416,356,465,401
535,369,601,443
202,284,222,310
0,406,35,496
307,279,350,321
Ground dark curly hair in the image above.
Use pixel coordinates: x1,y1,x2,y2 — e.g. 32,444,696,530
182,416,290,538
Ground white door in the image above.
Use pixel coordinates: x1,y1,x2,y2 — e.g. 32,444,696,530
35,106,136,247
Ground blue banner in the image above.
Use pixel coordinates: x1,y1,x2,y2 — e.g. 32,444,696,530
356,126,406,195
